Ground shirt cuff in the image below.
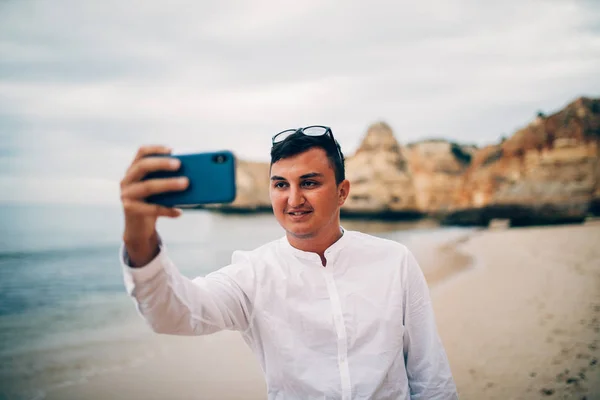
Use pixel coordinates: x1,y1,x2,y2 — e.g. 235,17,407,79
120,235,166,283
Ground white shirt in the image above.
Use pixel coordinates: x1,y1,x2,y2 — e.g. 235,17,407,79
122,230,458,399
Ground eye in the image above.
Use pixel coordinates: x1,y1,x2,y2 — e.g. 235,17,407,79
301,180,319,188
273,181,288,189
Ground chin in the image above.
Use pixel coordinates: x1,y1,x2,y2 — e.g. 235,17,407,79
285,224,316,239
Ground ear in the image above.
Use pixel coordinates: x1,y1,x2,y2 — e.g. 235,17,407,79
337,179,350,206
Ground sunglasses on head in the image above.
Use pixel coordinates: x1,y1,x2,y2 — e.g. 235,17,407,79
271,125,343,161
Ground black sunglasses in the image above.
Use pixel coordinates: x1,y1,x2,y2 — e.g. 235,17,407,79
271,125,343,161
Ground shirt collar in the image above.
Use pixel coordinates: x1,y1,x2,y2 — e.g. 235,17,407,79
280,227,349,265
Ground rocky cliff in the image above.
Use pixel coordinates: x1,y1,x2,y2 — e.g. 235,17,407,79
214,159,271,212
446,97,600,225
404,139,476,214
342,122,420,217
210,96,600,226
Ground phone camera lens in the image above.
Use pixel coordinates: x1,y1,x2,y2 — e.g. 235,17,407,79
213,154,227,164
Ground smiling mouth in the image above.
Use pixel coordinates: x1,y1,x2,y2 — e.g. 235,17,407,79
287,211,312,216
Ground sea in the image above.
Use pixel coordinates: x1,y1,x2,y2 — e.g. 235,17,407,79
0,203,472,400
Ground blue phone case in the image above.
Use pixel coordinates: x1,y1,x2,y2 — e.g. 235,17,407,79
143,151,236,207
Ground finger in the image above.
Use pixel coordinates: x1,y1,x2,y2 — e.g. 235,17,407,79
122,177,189,200
122,199,183,218
132,145,172,164
122,156,181,186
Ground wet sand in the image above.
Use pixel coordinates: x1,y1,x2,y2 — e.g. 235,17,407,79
434,222,600,399
45,223,600,399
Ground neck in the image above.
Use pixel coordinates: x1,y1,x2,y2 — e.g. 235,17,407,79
286,224,343,266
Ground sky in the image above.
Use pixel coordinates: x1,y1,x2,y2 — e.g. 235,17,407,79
1,0,599,205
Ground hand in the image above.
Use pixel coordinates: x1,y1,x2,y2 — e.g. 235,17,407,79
120,145,189,266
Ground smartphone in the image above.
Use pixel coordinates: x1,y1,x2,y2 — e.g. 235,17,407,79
143,150,236,207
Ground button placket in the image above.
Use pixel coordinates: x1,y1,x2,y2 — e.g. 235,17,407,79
322,268,352,400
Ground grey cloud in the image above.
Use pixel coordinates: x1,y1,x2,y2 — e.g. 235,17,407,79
2,0,594,88
0,0,599,204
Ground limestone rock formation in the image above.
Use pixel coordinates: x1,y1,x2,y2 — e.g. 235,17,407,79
219,159,271,212
446,97,600,225
343,122,419,216
208,96,600,226
404,140,475,213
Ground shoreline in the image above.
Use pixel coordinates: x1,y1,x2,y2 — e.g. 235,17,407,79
432,223,600,399
420,231,478,288
38,227,479,400
201,203,595,227
34,223,600,399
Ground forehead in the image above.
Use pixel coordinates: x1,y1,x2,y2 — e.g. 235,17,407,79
270,147,335,179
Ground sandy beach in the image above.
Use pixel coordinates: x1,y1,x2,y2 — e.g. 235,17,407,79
44,222,600,400
435,221,600,399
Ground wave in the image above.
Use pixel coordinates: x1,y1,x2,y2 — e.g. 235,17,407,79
0,243,121,262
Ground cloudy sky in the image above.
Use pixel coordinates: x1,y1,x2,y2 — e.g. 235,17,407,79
1,0,599,205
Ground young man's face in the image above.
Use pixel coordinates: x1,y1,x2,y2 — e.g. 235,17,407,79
270,147,349,240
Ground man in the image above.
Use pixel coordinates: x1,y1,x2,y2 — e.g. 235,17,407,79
119,126,458,399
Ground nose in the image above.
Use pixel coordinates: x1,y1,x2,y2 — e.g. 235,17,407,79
287,186,305,208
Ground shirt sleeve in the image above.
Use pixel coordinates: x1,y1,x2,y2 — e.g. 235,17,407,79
402,248,458,399
120,236,254,336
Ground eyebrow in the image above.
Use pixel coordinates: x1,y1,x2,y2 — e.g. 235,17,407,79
300,172,324,179
270,172,324,181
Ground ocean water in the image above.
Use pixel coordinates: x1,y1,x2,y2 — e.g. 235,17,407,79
0,203,471,400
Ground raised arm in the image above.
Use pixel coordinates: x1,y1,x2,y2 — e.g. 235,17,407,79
118,145,253,336
122,243,253,335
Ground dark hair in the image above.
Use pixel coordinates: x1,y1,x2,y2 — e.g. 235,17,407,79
270,131,346,184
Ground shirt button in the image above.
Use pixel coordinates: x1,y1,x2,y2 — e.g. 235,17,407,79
340,354,346,363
